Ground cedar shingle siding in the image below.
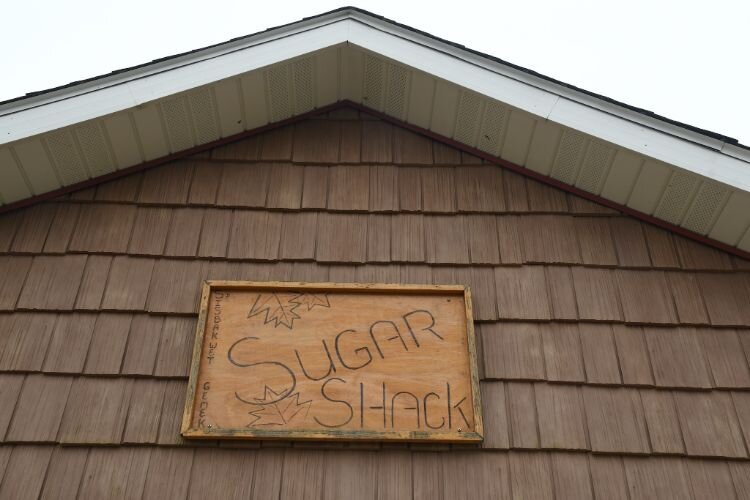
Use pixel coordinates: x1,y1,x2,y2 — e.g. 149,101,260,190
0,107,749,498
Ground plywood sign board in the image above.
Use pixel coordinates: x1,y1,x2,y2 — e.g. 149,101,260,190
182,281,483,442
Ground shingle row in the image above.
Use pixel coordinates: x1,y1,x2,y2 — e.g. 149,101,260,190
1,309,748,391
479,323,750,389
1,373,750,459
49,159,622,214
1,445,750,500
202,112,491,167
2,200,742,273
0,313,194,377
482,381,750,459
0,375,187,447
2,255,749,326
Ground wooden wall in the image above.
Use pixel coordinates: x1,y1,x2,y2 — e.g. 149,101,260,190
0,107,748,499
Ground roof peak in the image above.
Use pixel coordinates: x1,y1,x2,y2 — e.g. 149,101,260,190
1,7,749,257
0,6,741,148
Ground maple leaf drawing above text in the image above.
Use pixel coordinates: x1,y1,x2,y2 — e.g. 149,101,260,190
289,293,330,311
247,293,301,329
243,386,313,427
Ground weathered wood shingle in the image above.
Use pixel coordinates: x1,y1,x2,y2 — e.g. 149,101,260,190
43,313,97,373
68,204,136,253
0,446,53,500
7,375,72,442
216,163,270,207
0,313,57,371
101,257,154,311
10,204,57,254
17,255,86,310
58,377,133,444
583,387,650,453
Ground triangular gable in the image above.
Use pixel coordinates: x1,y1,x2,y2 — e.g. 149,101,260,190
0,8,748,258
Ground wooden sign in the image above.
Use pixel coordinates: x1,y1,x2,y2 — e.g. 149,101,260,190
181,281,483,442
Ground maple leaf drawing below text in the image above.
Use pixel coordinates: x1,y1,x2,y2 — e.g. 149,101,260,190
289,293,330,311
248,293,301,329
243,386,313,427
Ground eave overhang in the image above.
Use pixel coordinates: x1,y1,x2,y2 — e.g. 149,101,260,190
1,7,749,256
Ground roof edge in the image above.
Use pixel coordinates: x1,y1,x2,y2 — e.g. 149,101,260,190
1,6,746,153
343,10,746,153
0,8,354,115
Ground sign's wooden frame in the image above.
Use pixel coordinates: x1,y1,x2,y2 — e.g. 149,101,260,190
181,280,484,442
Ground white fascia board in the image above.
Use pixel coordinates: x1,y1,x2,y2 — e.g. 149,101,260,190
0,19,350,144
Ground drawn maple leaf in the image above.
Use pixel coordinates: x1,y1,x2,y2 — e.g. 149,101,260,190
248,293,301,329
289,293,330,311
245,386,312,427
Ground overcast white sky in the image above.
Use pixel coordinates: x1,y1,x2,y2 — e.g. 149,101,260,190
3,0,748,144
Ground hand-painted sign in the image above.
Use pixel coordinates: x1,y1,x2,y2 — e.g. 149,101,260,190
182,281,483,442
